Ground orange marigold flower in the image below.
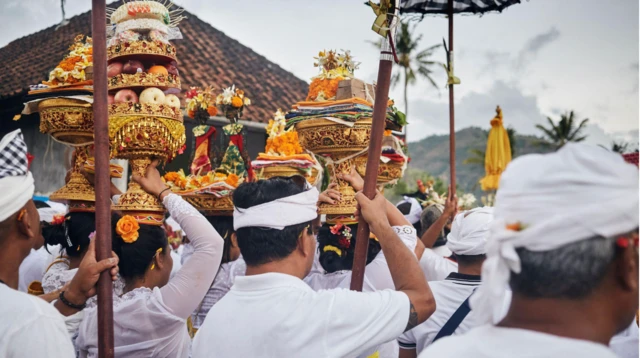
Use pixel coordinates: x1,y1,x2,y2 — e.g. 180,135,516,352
225,173,239,187
187,109,195,118
207,105,218,117
231,96,243,108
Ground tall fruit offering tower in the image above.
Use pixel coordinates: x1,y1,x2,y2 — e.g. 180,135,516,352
106,1,186,225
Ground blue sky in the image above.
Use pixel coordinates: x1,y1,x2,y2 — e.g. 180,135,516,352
2,0,638,146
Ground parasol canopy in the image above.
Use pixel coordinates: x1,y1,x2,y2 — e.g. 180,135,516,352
479,106,511,191
401,0,521,15
398,0,523,192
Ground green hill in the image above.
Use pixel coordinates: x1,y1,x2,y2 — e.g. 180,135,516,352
398,127,554,200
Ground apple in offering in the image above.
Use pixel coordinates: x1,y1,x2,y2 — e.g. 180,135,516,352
114,89,139,104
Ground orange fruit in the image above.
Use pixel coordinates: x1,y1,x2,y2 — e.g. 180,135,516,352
148,65,168,76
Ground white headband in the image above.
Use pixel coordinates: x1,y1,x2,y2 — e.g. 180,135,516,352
446,206,493,255
0,129,34,222
471,143,639,324
233,187,319,230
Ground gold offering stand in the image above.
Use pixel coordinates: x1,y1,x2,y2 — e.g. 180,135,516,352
38,98,96,211
296,118,373,216
296,117,405,218
107,43,185,225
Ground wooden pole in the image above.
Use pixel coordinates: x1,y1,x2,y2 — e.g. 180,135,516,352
350,2,398,291
91,0,115,356
447,0,456,191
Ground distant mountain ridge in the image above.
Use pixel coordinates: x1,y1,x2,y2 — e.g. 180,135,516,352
406,127,554,197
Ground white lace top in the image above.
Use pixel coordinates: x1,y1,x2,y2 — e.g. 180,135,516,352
181,245,246,330
76,194,224,358
42,258,75,294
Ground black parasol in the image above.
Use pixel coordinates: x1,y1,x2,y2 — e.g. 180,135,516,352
399,0,523,191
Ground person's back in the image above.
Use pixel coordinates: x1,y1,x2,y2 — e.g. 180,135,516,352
0,283,74,357
192,177,436,358
208,272,408,357
419,144,639,358
423,325,617,358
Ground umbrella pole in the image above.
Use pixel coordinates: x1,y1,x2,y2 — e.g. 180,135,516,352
447,0,456,192
91,0,115,356
350,6,398,292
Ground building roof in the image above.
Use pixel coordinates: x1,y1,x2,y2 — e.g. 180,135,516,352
0,1,308,123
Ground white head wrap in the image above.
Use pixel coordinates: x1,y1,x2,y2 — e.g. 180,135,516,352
446,206,493,255
233,187,319,230
396,196,422,225
37,207,62,223
471,143,639,324
0,129,34,222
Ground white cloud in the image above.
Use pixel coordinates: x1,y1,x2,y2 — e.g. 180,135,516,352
408,81,545,141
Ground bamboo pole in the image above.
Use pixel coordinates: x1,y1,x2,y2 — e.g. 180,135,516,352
91,0,115,356
447,0,456,191
350,1,398,291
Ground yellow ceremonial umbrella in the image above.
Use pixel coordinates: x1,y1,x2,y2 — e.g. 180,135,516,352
480,106,511,191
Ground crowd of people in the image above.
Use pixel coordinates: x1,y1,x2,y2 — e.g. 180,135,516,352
0,127,638,358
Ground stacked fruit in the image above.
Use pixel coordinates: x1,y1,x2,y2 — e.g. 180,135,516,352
106,0,186,225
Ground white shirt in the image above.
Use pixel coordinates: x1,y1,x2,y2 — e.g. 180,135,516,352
76,194,224,358
18,247,50,292
0,283,75,357
304,225,418,358
610,321,639,358
418,325,618,358
419,248,457,281
398,273,481,354
192,272,410,358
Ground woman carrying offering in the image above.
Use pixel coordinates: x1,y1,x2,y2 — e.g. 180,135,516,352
76,160,224,358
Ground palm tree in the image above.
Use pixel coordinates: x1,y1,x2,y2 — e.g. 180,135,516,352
535,111,589,149
463,149,485,166
371,22,442,119
611,141,630,153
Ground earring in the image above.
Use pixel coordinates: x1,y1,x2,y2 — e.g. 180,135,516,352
150,263,156,270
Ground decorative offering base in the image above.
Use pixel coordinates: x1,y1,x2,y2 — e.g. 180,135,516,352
182,194,234,216
318,153,357,216
112,158,165,225
354,155,405,185
257,166,319,185
295,118,372,155
49,145,95,205
38,98,94,145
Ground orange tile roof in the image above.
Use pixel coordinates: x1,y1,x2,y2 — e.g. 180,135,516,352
0,1,308,123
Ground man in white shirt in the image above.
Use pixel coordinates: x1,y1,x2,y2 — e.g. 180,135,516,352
0,129,119,357
419,144,639,358
192,176,436,358
399,206,494,357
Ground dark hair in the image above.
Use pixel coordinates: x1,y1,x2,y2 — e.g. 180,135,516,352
397,201,423,234
454,254,486,266
34,200,50,209
317,223,382,273
205,215,235,264
509,236,617,299
420,206,447,247
42,212,95,257
233,177,313,266
111,213,168,280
